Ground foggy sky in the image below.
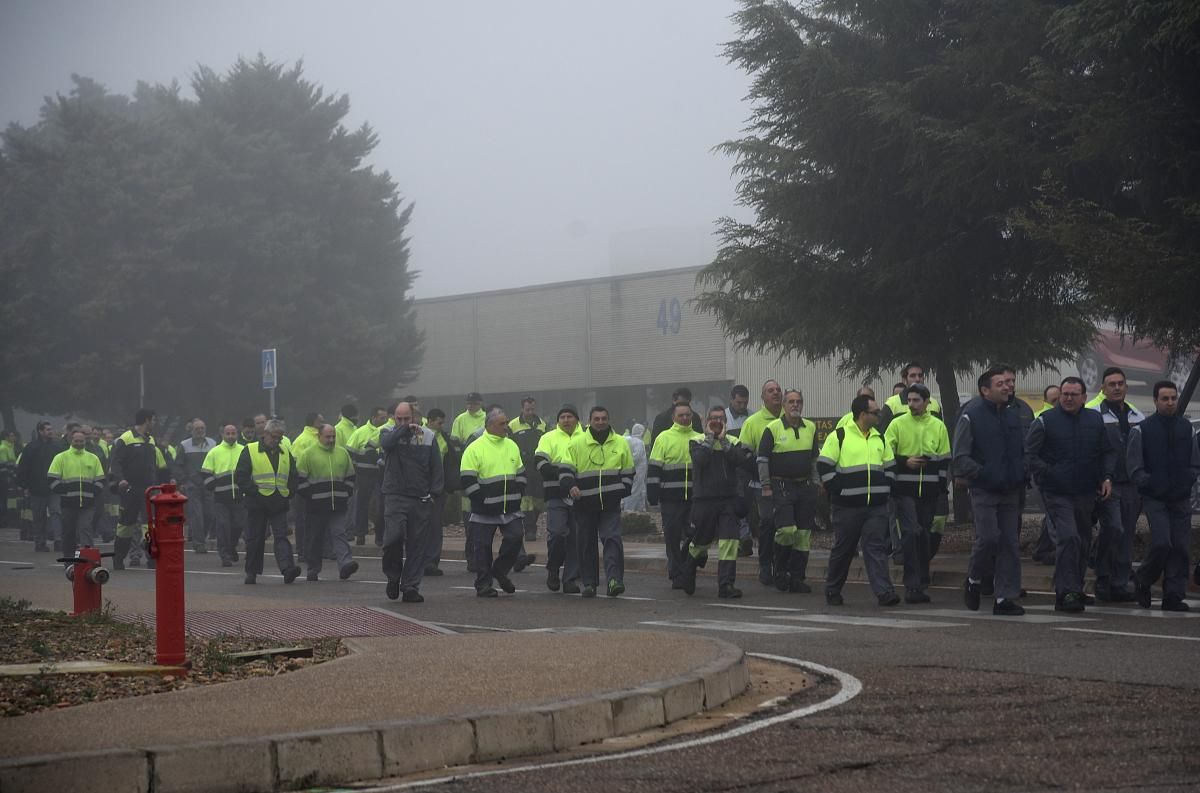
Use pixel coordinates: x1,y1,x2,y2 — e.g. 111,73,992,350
0,0,753,299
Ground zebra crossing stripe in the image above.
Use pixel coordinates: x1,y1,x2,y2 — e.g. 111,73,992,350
1024,604,1199,619
897,608,1099,624
639,619,834,635
767,614,969,629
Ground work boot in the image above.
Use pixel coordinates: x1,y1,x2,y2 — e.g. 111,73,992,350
477,587,498,598
993,599,1025,616
386,580,400,600
789,578,811,594
1161,595,1190,612
904,591,931,604
547,567,561,592
283,566,301,584
825,591,844,606
339,561,359,580
877,591,901,607
306,571,319,582
758,565,773,587
1135,581,1152,609
607,578,625,597
718,584,743,599
562,580,581,595
963,578,981,611
1056,592,1085,613
580,584,597,598
402,589,424,603
495,573,516,594
423,565,443,577
244,573,256,585
221,559,233,568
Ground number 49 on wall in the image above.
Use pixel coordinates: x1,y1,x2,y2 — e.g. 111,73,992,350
656,298,682,335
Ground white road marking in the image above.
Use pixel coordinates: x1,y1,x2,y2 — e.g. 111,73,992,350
706,603,808,613
356,654,863,791
1054,627,1200,642
1025,604,1198,619
898,608,1099,624
639,618,833,635
767,614,969,629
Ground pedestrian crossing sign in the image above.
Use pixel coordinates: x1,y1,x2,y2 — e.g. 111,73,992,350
262,348,277,389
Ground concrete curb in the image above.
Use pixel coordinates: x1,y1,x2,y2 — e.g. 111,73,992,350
0,637,748,793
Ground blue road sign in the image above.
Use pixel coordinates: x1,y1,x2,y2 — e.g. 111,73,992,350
262,348,277,390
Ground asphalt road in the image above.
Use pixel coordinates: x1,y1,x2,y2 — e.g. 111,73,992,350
2,537,1198,792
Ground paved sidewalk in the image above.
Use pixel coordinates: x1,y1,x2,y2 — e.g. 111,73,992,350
0,629,749,793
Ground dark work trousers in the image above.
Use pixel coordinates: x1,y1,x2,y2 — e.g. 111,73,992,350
825,503,894,598
183,483,213,545
966,488,1022,601
91,488,109,541
577,510,624,588
383,495,431,593
1095,481,1140,596
352,467,380,542
659,500,692,583
755,488,775,575
470,517,523,593
1136,497,1192,601
1043,492,1098,597
422,492,447,569
544,498,580,586
306,507,354,576
770,479,817,583
290,498,307,559
60,505,95,561
213,501,245,563
894,493,937,593
244,509,295,576
689,499,740,588
31,494,61,547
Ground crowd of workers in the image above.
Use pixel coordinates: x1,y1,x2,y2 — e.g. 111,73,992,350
1,361,1196,611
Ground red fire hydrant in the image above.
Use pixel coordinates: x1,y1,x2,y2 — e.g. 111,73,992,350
58,546,111,617
146,484,188,669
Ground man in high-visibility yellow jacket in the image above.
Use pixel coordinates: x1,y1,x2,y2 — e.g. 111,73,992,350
758,389,820,594
460,406,524,598
202,424,246,567
296,424,358,582
347,407,389,546
335,404,359,449
560,406,635,598
884,384,950,603
818,394,899,607
738,379,785,584
235,419,301,585
647,402,703,588
47,428,105,561
534,405,583,593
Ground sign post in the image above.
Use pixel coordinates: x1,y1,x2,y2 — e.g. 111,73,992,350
262,348,277,417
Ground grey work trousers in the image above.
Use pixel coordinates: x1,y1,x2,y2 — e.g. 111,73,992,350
30,494,61,546
213,501,246,563
383,495,431,592
825,503,894,597
1096,481,1139,595
245,509,295,576
469,517,523,593
577,509,624,588
60,505,95,560
1136,497,1192,600
544,498,580,586
659,500,692,582
183,483,214,543
422,492,447,569
966,488,1022,601
894,494,936,593
305,507,354,575
1043,492,1098,597
353,468,381,542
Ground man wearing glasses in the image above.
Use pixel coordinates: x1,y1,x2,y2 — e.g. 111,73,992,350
1025,377,1116,613
1086,367,1146,602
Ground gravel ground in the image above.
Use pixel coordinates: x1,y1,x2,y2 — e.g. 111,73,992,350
0,597,344,717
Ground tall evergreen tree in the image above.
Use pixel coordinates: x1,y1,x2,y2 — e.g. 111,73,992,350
0,57,421,426
697,0,1096,424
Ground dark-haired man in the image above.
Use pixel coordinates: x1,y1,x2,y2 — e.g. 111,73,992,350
954,367,1026,616
1128,381,1199,611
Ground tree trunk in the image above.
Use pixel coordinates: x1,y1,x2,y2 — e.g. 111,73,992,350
934,361,972,525
1176,352,1200,416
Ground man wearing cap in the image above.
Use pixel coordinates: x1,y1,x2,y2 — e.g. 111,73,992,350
535,405,584,593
